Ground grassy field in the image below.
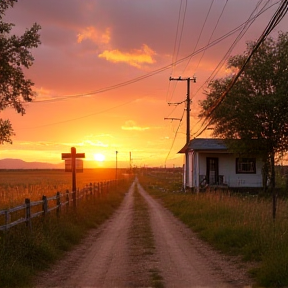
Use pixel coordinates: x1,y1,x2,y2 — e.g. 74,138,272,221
0,169,133,288
2,168,288,287
138,169,288,287
0,168,127,208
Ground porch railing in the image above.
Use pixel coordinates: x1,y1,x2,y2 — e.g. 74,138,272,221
199,175,225,186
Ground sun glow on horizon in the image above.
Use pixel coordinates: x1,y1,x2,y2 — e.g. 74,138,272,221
94,153,105,162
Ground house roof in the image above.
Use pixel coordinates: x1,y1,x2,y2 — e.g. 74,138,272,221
178,138,228,153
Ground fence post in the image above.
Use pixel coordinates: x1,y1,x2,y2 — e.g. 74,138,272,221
4,210,10,232
42,195,48,216
25,198,32,230
77,188,80,206
73,189,77,209
66,190,70,209
56,192,61,217
90,183,93,196
86,184,89,200
92,182,96,203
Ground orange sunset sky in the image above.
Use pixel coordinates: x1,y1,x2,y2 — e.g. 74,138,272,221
1,0,288,168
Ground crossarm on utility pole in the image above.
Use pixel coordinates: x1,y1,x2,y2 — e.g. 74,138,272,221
169,76,196,144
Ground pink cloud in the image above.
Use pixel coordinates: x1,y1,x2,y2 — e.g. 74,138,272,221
77,26,111,44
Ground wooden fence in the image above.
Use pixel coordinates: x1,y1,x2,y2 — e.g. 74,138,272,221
0,180,118,231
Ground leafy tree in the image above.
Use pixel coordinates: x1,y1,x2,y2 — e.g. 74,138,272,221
0,0,41,144
199,32,288,217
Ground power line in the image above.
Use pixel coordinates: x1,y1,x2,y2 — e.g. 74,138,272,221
17,98,138,130
167,0,187,103
189,0,276,105
183,0,215,75
20,0,280,145
164,108,185,166
166,0,184,104
164,1,281,162
193,0,228,73
167,0,214,104
206,0,288,118
171,0,187,72
194,0,288,138
22,2,281,139
166,1,277,139
32,2,278,104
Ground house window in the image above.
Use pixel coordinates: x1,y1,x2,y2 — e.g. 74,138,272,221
236,158,256,174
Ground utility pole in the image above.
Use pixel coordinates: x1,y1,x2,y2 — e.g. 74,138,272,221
129,151,132,174
169,76,196,189
115,150,118,180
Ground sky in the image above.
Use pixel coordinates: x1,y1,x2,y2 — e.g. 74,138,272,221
1,0,288,168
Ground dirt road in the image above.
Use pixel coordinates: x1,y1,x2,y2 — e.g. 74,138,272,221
34,179,253,288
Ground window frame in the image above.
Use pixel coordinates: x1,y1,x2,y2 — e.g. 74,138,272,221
236,158,256,174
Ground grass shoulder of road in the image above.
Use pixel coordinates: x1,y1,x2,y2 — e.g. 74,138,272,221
138,171,288,288
0,178,133,288
129,184,164,288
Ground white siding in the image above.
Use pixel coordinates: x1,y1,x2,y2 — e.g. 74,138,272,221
191,152,263,188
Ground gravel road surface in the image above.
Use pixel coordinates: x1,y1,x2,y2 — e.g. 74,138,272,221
34,179,254,288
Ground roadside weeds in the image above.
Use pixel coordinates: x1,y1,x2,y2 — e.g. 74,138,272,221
128,184,165,288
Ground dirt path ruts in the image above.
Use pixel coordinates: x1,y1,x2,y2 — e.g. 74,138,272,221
33,179,254,288
136,179,253,288
34,182,135,288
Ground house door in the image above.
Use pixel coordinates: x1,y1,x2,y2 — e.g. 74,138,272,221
206,157,219,185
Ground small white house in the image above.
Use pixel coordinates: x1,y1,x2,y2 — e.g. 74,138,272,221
179,138,264,191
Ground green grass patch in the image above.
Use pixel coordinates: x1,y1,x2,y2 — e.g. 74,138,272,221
132,187,155,252
149,268,164,288
129,185,164,288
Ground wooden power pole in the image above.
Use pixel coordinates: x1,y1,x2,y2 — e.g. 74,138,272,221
169,76,196,188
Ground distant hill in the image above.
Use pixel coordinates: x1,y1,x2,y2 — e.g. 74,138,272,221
0,158,129,169
0,159,64,169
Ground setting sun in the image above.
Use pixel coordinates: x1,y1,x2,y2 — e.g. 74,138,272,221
94,153,105,162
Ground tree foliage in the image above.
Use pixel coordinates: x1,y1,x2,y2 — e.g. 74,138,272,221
0,0,41,144
199,32,288,191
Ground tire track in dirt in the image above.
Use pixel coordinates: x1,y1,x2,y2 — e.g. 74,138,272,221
34,182,135,288
136,179,253,288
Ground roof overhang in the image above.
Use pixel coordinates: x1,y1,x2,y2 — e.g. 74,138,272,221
178,138,228,154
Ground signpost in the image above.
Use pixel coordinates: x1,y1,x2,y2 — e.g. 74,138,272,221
62,147,85,207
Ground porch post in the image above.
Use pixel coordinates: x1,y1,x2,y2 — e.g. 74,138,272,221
185,151,189,188
195,152,200,193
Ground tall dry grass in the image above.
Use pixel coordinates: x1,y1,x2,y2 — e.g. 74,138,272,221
0,169,133,288
0,168,122,208
138,169,288,287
